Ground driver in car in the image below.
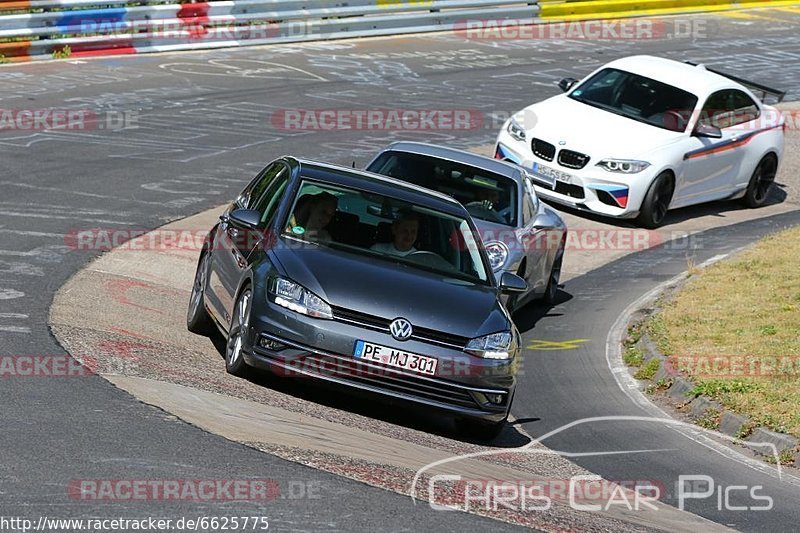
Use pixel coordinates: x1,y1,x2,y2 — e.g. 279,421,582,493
474,188,500,209
288,191,338,243
370,211,419,257
468,187,510,223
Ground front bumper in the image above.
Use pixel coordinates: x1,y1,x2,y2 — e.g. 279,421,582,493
495,136,654,219
244,295,517,423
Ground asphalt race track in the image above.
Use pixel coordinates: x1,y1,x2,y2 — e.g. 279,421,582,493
512,210,800,531
2,8,800,531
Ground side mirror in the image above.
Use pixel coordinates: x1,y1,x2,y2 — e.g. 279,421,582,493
558,77,578,93
499,271,527,294
693,123,722,139
227,208,261,229
532,212,551,231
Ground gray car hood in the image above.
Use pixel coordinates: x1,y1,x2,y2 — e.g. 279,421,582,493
271,242,510,339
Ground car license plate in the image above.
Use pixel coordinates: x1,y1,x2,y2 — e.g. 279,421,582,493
353,340,438,376
531,162,576,187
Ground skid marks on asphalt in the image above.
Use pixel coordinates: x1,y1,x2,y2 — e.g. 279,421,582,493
0,312,30,333
0,201,138,336
0,230,67,335
105,278,185,316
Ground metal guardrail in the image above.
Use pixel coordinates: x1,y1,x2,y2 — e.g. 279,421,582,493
0,0,540,61
3,0,789,61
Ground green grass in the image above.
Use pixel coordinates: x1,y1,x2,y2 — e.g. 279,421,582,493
695,408,721,430
654,226,800,439
634,358,660,381
52,45,72,59
623,345,645,367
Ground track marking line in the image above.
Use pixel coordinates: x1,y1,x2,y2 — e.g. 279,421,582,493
718,11,789,21
606,250,800,486
527,339,589,351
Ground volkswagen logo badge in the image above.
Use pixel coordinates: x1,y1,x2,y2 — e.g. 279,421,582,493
389,318,413,341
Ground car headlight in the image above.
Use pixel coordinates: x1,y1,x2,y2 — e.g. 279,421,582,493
506,117,526,142
484,241,508,272
268,277,332,319
465,331,515,360
597,159,651,174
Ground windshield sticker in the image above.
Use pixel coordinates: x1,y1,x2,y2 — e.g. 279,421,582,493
292,226,305,235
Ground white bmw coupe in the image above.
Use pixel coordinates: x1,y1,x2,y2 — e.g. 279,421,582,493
495,55,786,228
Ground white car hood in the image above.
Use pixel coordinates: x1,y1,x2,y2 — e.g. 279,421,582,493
519,95,685,161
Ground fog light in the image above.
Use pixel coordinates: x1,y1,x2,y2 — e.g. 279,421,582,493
260,336,286,351
486,393,505,405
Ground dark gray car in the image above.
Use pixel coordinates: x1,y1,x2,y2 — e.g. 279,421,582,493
367,142,567,311
187,156,527,439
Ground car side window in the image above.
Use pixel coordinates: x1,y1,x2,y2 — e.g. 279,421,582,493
236,163,284,210
700,89,760,129
729,90,760,125
253,164,290,225
522,179,537,225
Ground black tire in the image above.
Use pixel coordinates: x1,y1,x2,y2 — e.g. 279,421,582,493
456,415,507,441
225,287,253,378
187,252,216,336
541,242,564,305
741,154,778,208
636,172,674,229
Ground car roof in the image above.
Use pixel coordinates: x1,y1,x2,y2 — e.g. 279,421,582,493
602,55,738,97
377,141,524,182
288,157,467,215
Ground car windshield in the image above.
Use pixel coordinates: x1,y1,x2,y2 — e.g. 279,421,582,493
367,152,518,227
282,179,491,285
569,68,698,132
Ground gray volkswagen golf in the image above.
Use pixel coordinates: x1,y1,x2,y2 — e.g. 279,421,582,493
187,157,526,439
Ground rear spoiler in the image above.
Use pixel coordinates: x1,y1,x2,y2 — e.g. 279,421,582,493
685,61,786,104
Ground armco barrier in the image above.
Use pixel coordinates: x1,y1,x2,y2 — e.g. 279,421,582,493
0,0,541,61
0,0,798,61
538,0,800,19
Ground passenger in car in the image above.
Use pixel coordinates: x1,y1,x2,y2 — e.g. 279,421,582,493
370,211,419,257
290,192,338,243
